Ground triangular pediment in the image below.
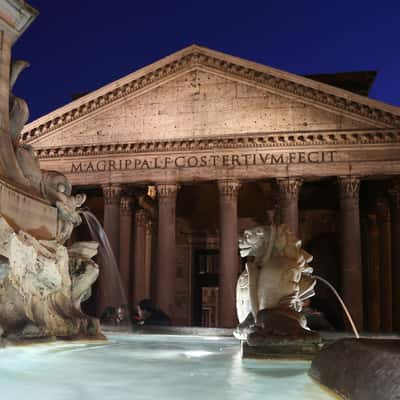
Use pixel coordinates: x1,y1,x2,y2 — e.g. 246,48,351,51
22,45,400,148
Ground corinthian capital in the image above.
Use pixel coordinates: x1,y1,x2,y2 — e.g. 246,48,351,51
276,177,303,200
338,176,360,200
156,183,180,199
102,183,122,205
120,195,133,216
218,179,241,200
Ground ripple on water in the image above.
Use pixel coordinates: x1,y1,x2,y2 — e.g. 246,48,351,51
0,334,336,400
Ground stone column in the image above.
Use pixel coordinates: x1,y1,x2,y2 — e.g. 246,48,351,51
97,183,122,314
119,194,133,306
388,180,400,331
365,212,380,332
218,180,241,328
338,176,363,330
376,196,392,332
133,208,147,308
276,177,303,237
155,183,179,318
102,184,122,262
144,219,153,298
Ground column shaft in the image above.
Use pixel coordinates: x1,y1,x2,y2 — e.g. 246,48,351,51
365,213,380,331
339,176,363,330
218,180,241,328
144,220,153,298
119,195,133,306
389,181,400,331
133,209,147,307
156,184,179,318
276,178,303,237
377,197,392,332
97,184,122,314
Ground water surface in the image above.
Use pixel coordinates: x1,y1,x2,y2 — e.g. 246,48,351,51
0,334,334,399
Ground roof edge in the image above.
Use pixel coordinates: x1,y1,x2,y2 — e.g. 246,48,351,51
22,44,400,141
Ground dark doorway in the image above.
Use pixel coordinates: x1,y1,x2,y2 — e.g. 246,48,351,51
193,249,219,327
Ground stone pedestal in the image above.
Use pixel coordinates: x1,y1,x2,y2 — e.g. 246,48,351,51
155,183,179,318
389,180,400,331
377,196,392,332
339,176,363,330
276,178,302,237
98,183,122,313
218,180,241,328
119,195,133,305
133,208,147,308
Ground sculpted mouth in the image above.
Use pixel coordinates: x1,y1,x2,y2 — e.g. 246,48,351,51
239,246,252,258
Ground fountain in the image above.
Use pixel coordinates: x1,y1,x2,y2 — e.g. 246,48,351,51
1,3,398,399
81,210,127,316
234,224,321,358
233,224,400,399
0,2,102,342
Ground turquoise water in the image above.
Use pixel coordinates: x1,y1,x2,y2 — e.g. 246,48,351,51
0,334,334,399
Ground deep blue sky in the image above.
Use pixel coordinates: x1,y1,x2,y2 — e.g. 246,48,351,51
13,0,400,122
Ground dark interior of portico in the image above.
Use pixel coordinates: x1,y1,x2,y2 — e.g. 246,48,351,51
73,177,396,332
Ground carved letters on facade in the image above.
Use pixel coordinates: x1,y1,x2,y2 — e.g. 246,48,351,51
69,150,337,174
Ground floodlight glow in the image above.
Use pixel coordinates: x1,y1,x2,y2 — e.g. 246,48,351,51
183,350,214,358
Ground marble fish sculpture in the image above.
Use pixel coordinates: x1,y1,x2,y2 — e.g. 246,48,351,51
235,224,317,343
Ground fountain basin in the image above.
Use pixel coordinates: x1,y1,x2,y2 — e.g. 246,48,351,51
310,338,400,400
0,178,57,240
0,333,336,399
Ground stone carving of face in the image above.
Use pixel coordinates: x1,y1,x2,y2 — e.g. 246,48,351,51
238,226,270,259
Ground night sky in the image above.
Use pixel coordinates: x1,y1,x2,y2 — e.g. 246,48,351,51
12,0,400,122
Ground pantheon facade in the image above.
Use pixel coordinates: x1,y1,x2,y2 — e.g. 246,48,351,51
22,45,400,330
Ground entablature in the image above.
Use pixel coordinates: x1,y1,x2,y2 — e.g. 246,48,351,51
33,129,400,160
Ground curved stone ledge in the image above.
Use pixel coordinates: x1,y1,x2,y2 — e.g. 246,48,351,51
309,338,400,400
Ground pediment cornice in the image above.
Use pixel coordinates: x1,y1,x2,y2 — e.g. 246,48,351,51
33,129,400,160
22,45,400,144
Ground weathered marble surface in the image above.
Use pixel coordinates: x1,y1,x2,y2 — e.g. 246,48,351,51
234,224,318,344
310,339,400,400
0,1,101,341
29,70,370,148
0,216,101,339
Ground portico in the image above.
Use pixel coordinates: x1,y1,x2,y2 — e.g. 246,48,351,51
22,45,400,330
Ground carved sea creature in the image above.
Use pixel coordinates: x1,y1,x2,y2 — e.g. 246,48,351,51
0,217,101,338
10,60,30,146
0,53,101,340
235,224,317,342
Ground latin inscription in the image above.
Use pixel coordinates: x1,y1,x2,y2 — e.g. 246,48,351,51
71,151,337,173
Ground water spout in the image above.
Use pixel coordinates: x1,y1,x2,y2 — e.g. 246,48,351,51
311,274,360,339
80,210,128,316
